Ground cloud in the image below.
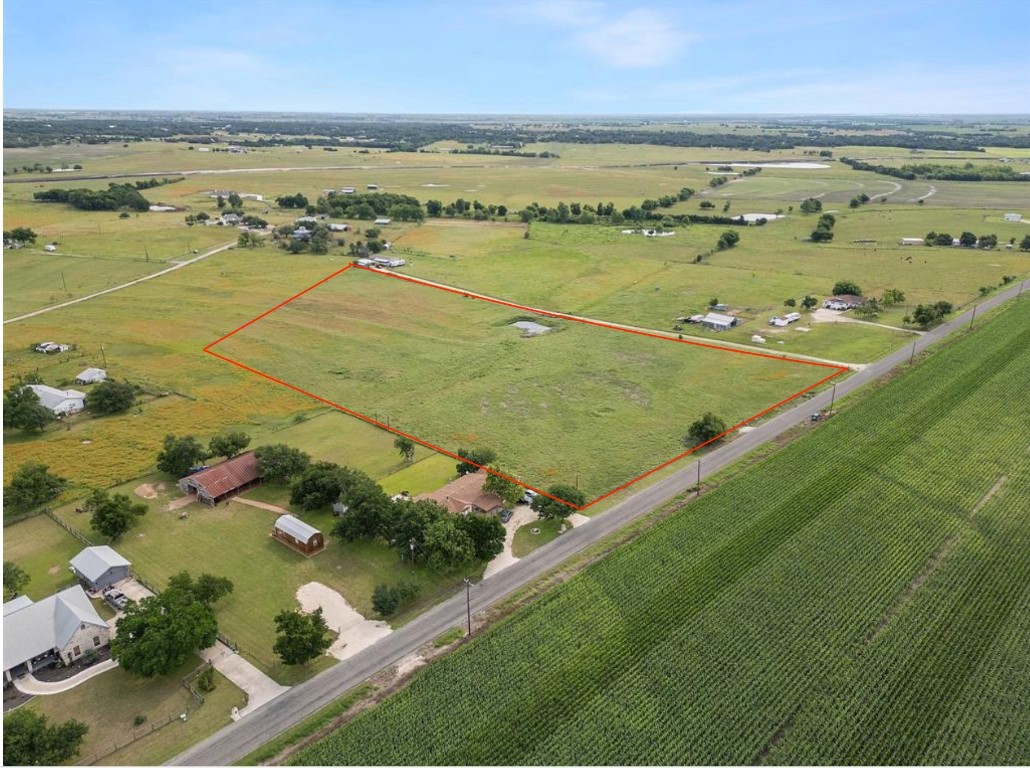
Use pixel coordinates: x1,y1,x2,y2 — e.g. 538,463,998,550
521,1,692,69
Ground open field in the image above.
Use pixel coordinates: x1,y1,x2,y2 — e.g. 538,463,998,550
293,292,1030,766
41,477,481,682
1,514,83,598
24,661,244,766
213,265,838,502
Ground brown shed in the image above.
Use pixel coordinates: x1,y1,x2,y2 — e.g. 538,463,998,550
272,515,325,556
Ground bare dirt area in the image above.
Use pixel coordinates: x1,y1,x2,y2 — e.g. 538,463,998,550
134,483,158,499
295,582,393,661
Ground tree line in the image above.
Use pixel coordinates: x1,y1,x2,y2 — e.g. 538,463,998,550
841,157,1030,182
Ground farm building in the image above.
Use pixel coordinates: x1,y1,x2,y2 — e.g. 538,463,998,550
177,451,261,506
44,244,57,252
341,186,356,194
220,213,241,226
899,237,925,246
3,585,109,682
329,223,350,232
272,515,325,555
26,384,85,415
371,256,406,268
1004,213,1022,222
75,367,107,384
373,217,392,225
367,183,379,190
69,546,131,592
34,341,70,354
823,295,865,311
292,227,313,241
295,216,319,225
700,312,739,332
415,470,504,516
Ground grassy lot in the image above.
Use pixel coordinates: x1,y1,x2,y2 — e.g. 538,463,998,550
22,661,244,767
44,478,483,682
1,514,83,598
216,266,836,501
512,517,568,558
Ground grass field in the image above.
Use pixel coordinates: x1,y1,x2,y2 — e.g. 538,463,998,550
293,296,1030,765
23,661,244,766
213,265,838,502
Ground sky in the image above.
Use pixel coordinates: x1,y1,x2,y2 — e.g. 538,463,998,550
3,0,1029,114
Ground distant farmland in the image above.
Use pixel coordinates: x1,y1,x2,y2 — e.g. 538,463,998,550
294,297,1030,765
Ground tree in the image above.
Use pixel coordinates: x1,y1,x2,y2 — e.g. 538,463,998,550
273,607,332,665
208,431,251,459
783,298,797,308
237,231,264,248
454,513,506,561
4,561,30,600
216,195,226,209
799,198,823,214
708,297,719,308
394,436,415,464
958,231,977,247
254,444,311,483
977,233,998,249
3,384,55,432
331,468,394,541
371,582,422,617
685,412,728,447
86,380,136,415
3,461,68,512
910,301,954,329
290,461,348,511
831,280,862,297
155,434,207,477
426,199,443,217
881,288,906,306
227,192,243,208
3,709,89,766
87,488,147,540
532,484,586,520
167,571,234,605
801,295,818,311
810,225,834,242
456,447,497,476
716,230,740,250
3,226,38,245
111,588,218,677
483,467,525,508
421,518,475,571
1019,234,1030,251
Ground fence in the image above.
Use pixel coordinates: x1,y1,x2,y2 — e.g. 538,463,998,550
181,660,211,705
79,709,181,765
43,508,94,546
2,509,44,527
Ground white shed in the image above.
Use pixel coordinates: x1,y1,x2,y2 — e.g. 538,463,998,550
75,368,107,384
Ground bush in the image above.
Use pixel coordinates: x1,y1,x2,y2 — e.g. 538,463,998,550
133,714,147,727
372,582,422,617
196,666,216,692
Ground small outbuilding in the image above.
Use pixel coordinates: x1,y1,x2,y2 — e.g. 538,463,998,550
1004,213,1022,222
700,312,738,332
373,217,391,225
178,451,261,506
272,515,325,555
69,546,131,592
823,295,865,311
44,244,57,252
75,367,107,385
899,237,925,246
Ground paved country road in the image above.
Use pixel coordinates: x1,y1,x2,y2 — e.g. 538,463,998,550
169,279,1028,766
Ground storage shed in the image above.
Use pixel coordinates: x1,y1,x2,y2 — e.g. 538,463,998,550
700,312,738,331
69,546,131,592
272,515,325,555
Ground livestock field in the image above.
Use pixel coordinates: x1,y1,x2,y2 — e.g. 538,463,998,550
211,265,840,503
294,294,1030,766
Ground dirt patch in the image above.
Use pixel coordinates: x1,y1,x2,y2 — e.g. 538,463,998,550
47,565,60,575
167,495,196,511
295,582,392,661
134,483,157,500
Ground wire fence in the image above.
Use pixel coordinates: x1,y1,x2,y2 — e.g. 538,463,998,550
43,508,94,546
79,709,181,765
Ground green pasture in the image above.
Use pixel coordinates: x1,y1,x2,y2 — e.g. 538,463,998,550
215,266,835,501
23,661,244,767
1,514,82,598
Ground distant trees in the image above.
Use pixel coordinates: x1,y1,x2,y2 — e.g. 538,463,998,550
531,484,587,520
208,431,251,459
1020,234,1030,251
86,488,147,540
167,571,234,605
3,461,68,512
881,288,906,306
3,227,37,244
237,231,264,248
86,380,136,415
810,213,836,242
684,412,728,447
34,183,150,211
925,231,955,246
832,280,863,297
801,295,819,311
394,436,416,465
3,709,89,766
908,301,953,329
4,561,30,600
3,384,54,432
155,434,207,477
275,193,309,209
783,298,797,308
959,231,978,247
255,444,311,483
273,607,332,665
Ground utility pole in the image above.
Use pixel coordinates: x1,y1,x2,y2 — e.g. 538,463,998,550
100,345,108,368
61,271,68,293
969,304,978,330
463,578,473,638
909,341,917,365
696,460,701,498
829,382,837,412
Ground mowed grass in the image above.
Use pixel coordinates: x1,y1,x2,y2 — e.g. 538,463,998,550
45,477,482,682
23,661,245,767
215,266,837,502
1,514,83,598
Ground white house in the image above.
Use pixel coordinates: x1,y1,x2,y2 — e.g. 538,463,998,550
75,367,107,384
1004,213,1022,222
27,384,86,415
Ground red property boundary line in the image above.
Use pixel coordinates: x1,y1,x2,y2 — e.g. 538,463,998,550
204,264,848,511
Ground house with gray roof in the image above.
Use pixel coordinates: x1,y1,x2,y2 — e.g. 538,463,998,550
700,312,739,332
272,515,324,555
3,585,109,682
69,545,131,592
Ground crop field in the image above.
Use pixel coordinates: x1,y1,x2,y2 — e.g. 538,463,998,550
211,265,839,503
293,296,1030,766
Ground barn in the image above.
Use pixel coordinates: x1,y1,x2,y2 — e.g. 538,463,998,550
272,515,325,555
177,452,261,506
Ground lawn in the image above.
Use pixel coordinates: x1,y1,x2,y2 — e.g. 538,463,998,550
512,517,568,558
1,514,83,598
214,265,838,502
22,660,245,767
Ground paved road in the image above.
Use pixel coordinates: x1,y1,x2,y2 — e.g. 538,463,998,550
170,279,1027,766
3,240,237,325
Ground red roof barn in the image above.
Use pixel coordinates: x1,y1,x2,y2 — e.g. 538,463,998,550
177,452,261,506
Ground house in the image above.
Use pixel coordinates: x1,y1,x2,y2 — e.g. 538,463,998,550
700,312,738,332
272,515,325,555
357,258,374,266
75,367,107,385
371,256,406,268
1004,213,1022,222
899,237,925,246
373,217,391,225
292,227,313,241
823,295,865,311
4,585,110,682
69,546,131,592
414,470,504,516
219,213,241,226
177,451,261,506
44,244,57,252
329,223,350,232
26,384,86,415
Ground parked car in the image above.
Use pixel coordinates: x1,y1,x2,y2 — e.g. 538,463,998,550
521,489,538,506
103,588,129,610
499,508,514,524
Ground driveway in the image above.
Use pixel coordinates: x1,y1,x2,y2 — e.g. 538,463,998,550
199,642,289,719
483,504,537,578
13,660,118,695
